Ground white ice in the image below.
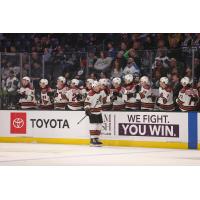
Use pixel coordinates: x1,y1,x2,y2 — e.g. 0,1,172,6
0,143,200,165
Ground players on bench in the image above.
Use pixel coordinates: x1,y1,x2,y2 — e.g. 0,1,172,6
17,76,37,110
15,74,200,111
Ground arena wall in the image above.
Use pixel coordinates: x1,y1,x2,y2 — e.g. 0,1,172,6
0,110,198,149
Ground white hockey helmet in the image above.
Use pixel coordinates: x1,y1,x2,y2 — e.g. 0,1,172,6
39,78,48,86
140,76,150,84
57,76,66,84
112,77,121,85
86,78,94,85
181,77,190,86
160,77,169,85
99,78,108,86
71,79,79,86
22,76,31,83
92,81,100,88
124,74,133,84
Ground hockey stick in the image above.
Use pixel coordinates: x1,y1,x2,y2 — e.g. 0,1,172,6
77,97,100,125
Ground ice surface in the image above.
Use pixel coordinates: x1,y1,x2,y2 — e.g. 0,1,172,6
0,143,200,165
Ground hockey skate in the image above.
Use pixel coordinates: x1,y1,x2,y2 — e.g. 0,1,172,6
90,138,102,147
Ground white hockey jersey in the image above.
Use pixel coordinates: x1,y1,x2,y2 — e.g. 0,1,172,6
124,83,140,110
54,86,68,110
101,88,112,110
157,86,175,111
137,85,154,110
39,86,54,109
66,87,84,110
84,90,105,115
177,86,199,111
4,76,19,93
110,86,126,110
18,86,36,109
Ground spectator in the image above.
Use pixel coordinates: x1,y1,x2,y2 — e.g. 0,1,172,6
123,48,141,67
122,57,140,75
88,72,98,81
94,51,112,72
111,60,123,79
192,33,200,47
87,51,97,73
107,42,116,59
181,33,192,49
194,58,200,82
120,41,127,51
115,50,126,69
185,67,193,80
168,58,185,78
168,34,181,48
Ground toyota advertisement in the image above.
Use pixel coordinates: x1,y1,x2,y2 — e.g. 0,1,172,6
0,110,188,143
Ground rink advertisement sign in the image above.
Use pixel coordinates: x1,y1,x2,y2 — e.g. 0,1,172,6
0,111,188,143
101,112,188,142
118,123,179,137
10,112,27,134
118,114,179,137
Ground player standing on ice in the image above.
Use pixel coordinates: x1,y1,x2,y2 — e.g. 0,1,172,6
176,77,199,111
84,81,106,147
137,76,155,110
38,79,54,110
17,76,37,109
54,76,68,110
157,77,175,111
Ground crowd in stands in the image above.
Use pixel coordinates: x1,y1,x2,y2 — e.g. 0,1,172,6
1,33,200,110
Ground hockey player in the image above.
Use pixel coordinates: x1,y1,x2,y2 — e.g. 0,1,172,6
99,78,112,110
157,77,175,111
84,81,106,147
110,77,126,111
123,74,140,110
38,79,54,110
54,76,68,110
176,77,199,111
17,76,37,109
66,79,84,110
81,79,94,98
3,70,19,109
85,79,94,93
137,76,155,110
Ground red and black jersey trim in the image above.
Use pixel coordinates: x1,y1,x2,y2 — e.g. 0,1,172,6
112,104,125,111
159,103,175,110
39,104,54,110
125,101,140,108
68,102,83,107
54,103,66,108
141,102,154,109
21,102,36,107
90,130,101,136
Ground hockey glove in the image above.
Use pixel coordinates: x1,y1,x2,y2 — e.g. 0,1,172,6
76,93,82,101
85,107,92,116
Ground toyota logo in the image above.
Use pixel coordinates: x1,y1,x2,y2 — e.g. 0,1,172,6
13,118,24,129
